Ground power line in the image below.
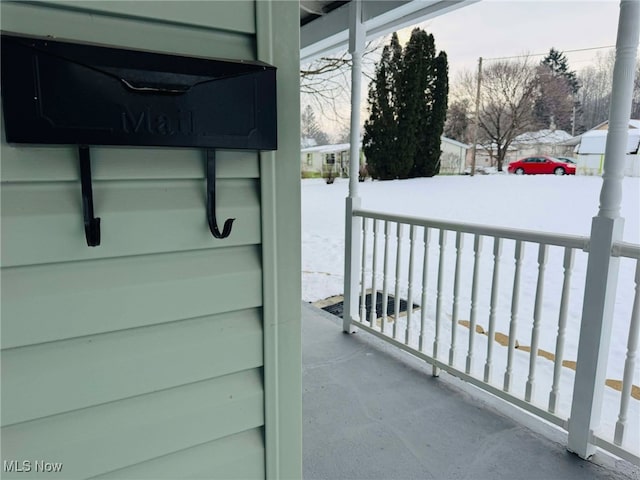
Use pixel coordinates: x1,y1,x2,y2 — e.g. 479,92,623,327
485,45,615,62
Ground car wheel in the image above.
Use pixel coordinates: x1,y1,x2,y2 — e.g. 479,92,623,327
554,167,565,175
515,168,525,175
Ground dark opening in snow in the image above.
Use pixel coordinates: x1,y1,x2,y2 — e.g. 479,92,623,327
321,291,419,320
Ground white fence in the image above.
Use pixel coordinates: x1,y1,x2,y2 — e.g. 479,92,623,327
344,208,639,464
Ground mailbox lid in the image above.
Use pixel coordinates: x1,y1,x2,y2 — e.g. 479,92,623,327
0,34,277,150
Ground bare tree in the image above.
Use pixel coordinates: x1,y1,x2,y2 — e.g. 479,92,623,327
444,98,471,143
577,51,615,130
455,58,538,171
300,41,384,136
534,64,574,132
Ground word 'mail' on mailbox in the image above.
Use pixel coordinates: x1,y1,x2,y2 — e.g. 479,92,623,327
1,33,277,246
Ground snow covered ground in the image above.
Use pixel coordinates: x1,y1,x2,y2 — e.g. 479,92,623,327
302,173,640,454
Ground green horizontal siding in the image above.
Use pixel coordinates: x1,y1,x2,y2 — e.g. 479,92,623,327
0,143,260,182
1,369,264,480
91,428,265,479
38,0,257,35
1,308,263,427
1,2,273,477
1,246,263,349
0,1,255,60
1,178,261,266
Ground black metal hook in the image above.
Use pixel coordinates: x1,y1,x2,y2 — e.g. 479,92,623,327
78,146,101,247
206,149,235,239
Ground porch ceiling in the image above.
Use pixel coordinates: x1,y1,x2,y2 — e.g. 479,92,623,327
299,0,479,62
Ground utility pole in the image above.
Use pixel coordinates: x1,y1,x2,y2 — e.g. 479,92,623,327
571,93,577,136
469,57,482,176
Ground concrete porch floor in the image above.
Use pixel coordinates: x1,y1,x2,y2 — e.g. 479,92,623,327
301,302,639,480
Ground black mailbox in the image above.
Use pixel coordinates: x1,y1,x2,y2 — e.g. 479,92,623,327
1,34,278,245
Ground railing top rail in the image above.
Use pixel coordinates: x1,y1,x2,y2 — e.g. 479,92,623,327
354,208,590,250
612,241,640,259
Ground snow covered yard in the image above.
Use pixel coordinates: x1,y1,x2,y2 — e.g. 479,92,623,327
302,173,640,454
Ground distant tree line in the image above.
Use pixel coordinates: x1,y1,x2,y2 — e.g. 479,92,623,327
444,48,640,172
363,29,449,180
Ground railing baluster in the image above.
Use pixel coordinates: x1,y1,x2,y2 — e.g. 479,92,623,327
484,237,502,383
420,227,431,351
548,247,574,412
381,221,391,335
434,229,447,376
614,258,640,446
502,240,524,392
393,223,404,340
369,220,380,328
466,235,483,374
450,232,464,366
504,240,524,391
406,225,417,345
359,217,369,324
525,243,548,402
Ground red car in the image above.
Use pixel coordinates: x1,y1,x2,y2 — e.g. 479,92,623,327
507,156,576,175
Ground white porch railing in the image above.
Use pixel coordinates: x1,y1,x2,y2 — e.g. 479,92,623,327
344,208,639,464
592,241,640,461
334,0,638,467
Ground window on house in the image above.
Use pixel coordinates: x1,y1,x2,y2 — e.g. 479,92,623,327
325,153,335,165
306,153,312,165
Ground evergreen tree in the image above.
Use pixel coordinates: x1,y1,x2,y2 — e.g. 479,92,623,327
363,34,401,180
400,30,448,178
534,48,580,132
364,29,448,180
301,105,329,146
399,29,434,178
543,48,579,94
425,51,448,176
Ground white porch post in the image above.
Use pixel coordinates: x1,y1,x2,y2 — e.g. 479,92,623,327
568,0,639,459
343,0,365,333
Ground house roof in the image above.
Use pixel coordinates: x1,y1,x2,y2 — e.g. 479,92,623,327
512,129,573,145
578,130,640,154
561,119,640,151
301,143,351,154
441,136,470,149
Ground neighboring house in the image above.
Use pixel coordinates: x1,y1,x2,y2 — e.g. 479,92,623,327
467,143,518,169
303,137,468,178
510,129,574,158
569,119,640,176
301,143,353,177
467,130,574,171
440,136,470,174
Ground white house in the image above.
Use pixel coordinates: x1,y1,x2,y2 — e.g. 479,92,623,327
467,143,518,169
572,119,640,176
440,136,470,174
511,129,574,158
301,143,351,177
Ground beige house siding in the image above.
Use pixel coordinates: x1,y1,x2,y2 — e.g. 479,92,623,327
440,137,469,174
1,1,301,478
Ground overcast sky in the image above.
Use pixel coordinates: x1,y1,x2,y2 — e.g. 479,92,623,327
308,1,634,137
399,0,623,78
